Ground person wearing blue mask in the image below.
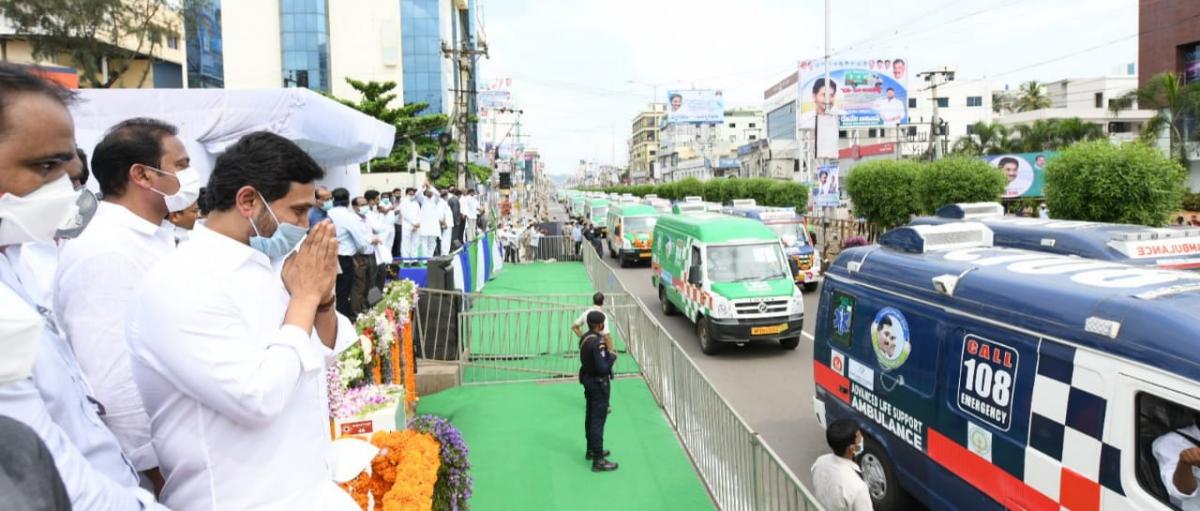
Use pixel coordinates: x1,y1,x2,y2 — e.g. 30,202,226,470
125,131,355,510
308,186,332,227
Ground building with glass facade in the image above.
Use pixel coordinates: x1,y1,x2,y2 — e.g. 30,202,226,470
280,0,331,92
401,0,446,113
186,0,224,88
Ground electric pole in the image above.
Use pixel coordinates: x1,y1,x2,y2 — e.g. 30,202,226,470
918,67,955,160
441,12,489,188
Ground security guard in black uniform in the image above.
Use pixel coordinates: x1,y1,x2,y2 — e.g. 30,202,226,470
579,310,618,472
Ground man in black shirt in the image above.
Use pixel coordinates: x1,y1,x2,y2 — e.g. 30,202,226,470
579,310,618,472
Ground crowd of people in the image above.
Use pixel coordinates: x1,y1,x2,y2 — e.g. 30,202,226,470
0,63,411,510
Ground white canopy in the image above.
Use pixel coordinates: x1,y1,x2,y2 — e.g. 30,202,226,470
69,88,396,194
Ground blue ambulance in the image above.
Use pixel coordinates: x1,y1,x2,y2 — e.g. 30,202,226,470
911,202,1200,271
723,199,823,291
812,222,1200,511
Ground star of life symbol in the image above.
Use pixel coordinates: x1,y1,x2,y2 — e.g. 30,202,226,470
834,305,852,336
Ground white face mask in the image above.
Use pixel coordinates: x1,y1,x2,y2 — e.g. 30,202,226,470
146,166,201,213
0,286,44,386
0,174,93,246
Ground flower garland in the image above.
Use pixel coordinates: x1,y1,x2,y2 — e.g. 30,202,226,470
341,430,441,511
409,416,472,511
328,279,419,419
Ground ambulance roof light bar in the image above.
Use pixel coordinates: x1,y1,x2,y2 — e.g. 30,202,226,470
730,199,757,208
1111,228,1200,242
879,222,995,254
684,196,703,203
935,202,1006,220
644,194,658,200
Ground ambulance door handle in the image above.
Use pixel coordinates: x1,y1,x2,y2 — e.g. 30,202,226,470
838,385,848,394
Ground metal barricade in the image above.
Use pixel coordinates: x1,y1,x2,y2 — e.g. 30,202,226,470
582,244,823,511
413,288,638,385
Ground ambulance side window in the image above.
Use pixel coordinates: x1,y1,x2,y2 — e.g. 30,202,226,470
1136,393,1200,511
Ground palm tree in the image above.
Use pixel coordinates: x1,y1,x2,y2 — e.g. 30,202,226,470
1015,119,1060,152
1133,71,1200,163
1014,81,1052,112
1054,118,1105,147
952,121,1015,155
992,90,1013,115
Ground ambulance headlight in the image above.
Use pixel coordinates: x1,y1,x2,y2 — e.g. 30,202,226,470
714,298,735,319
789,294,805,313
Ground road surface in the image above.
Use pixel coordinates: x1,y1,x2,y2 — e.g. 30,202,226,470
595,251,826,488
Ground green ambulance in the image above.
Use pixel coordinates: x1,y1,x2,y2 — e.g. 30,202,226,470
605,203,659,267
651,212,805,354
570,195,587,217
585,198,610,235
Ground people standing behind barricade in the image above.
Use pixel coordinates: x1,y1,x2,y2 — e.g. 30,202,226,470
571,292,613,351
504,223,519,263
810,418,873,511
530,226,543,260
351,196,379,314
416,182,443,259
446,187,463,248
167,200,201,245
578,311,618,472
438,189,454,255
399,187,420,266
327,188,376,317
363,189,394,289
56,117,195,490
461,188,479,241
0,61,169,510
390,187,404,256
571,221,584,257
125,131,357,510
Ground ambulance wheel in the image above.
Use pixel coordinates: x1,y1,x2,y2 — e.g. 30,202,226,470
859,437,911,511
659,286,678,316
779,336,800,350
696,316,720,355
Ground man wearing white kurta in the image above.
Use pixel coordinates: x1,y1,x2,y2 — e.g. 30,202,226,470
125,132,356,511
439,190,454,254
461,189,479,241
399,188,420,264
416,183,442,259
55,118,195,483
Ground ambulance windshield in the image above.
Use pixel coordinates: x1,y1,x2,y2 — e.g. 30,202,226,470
624,216,657,233
705,243,789,283
766,223,807,247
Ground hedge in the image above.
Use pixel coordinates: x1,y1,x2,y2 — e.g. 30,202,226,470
844,160,925,230
1045,141,1187,226
585,177,809,212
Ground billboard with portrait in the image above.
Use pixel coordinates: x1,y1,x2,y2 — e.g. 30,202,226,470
797,58,909,129
984,151,1057,198
813,163,841,207
666,89,725,124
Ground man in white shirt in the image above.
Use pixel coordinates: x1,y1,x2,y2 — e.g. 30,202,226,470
349,196,378,314
461,188,480,241
327,188,376,317
571,292,612,351
167,200,201,245
126,131,355,510
876,87,905,125
398,187,420,265
1153,415,1200,510
0,61,166,510
438,189,454,255
363,190,393,289
811,418,873,511
416,183,443,259
56,117,196,489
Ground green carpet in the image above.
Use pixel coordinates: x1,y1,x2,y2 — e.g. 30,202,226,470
464,262,638,383
417,378,715,511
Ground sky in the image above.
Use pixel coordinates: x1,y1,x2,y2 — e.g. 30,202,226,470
477,0,1138,176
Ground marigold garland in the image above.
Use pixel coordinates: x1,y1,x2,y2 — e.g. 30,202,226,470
403,309,417,415
341,430,441,511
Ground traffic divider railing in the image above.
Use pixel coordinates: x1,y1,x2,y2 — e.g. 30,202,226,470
582,243,824,511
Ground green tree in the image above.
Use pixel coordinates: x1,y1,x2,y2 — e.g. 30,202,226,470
333,79,450,174
992,90,1013,115
1132,71,1200,164
0,0,191,88
1044,140,1187,226
761,180,809,213
1015,119,1060,152
952,121,1016,156
1014,81,1052,112
920,157,1007,213
844,160,925,230
1052,118,1105,148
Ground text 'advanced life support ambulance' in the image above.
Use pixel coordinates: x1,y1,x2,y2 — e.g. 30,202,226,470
812,222,1200,511
651,212,805,355
723,199,823,291
913,202,1200,271
605,203,659,267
